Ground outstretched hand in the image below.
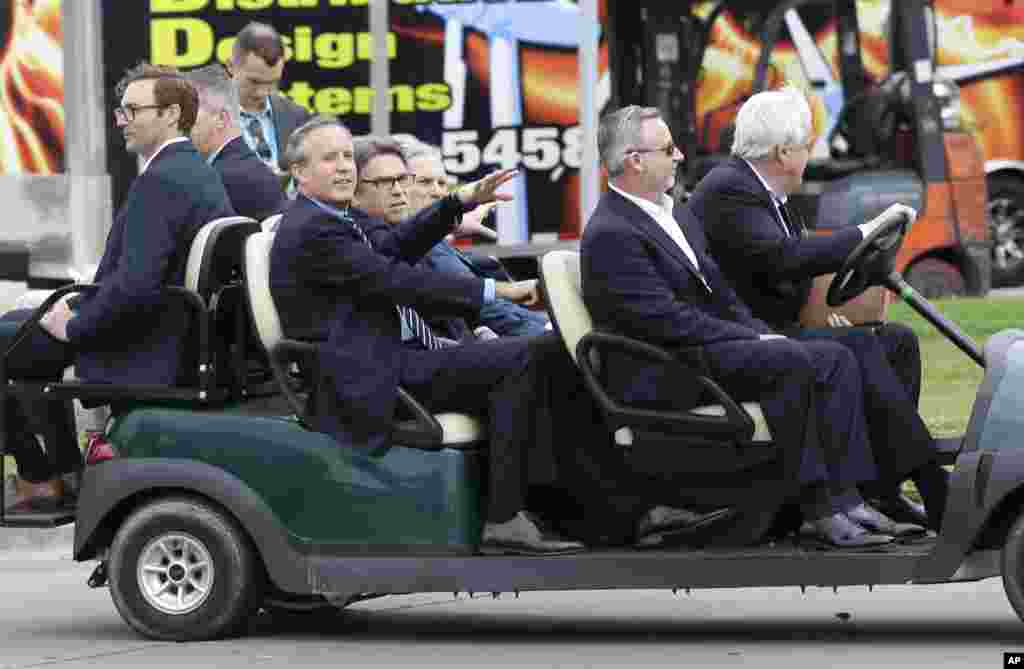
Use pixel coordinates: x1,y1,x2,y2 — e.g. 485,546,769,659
456,168,518,207
454,201,499,240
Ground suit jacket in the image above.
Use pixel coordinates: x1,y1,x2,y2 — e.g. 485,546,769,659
270,194,484,450
269,94,312,172
67,140,234,385
211,136,285,222
686,156,862,329
581,188,770,407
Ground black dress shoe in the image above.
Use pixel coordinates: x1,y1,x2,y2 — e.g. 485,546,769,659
634,505,735,548
480,511,585,555
799,512,894,550
869,493,929,528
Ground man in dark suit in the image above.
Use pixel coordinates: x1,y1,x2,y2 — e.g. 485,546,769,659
227,22,312,175
582,105,915,548
185,64,285,222
269,115,586,554
0,64,234,510
687,86,948,530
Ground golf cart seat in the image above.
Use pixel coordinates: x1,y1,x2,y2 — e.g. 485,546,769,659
539,250,773,462
261,213,282,232
242,231,486,449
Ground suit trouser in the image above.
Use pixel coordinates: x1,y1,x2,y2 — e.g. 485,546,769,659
702,337,877,496
792,324,936,489
0,310,80,482
399,334,546,523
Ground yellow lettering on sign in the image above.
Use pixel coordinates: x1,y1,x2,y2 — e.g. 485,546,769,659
314,87,353,115
151,0,208,12
314,33,356,70
329,0,370,6
237,0,274,10
285,81,317,111
279,0,319,7
356,33,397,62
151,18,214,68
416,83,451,112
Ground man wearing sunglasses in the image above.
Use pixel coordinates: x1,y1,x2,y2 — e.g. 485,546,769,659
0,63,233,511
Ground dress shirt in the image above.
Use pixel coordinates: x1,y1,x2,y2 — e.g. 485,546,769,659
608,183,708,290
240,96,279,168
140,137,188,174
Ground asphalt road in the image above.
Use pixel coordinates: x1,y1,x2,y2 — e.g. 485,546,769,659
0,545,1021,668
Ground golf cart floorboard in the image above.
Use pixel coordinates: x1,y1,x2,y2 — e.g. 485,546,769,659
306,537,999,593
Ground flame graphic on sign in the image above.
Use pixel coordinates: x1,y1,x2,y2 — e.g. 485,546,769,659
0,0,63,174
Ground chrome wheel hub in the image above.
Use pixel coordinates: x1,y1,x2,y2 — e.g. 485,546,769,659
137,533,214,615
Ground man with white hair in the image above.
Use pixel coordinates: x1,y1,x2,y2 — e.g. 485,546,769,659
185,64,284,222
687,86,948,531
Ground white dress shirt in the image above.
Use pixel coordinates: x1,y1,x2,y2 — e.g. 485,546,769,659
609,184,708,291
140,136,188,174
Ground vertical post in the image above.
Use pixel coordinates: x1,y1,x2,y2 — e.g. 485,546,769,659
579,0,601,230
370,0,390,136
63,0,112,277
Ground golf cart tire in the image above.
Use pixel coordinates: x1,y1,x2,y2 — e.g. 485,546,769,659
1001,509,1024,623
988,173,1024,288
903,257,966,300
107,496,262,642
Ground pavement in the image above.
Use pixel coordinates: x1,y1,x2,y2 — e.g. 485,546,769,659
0,552,1019,668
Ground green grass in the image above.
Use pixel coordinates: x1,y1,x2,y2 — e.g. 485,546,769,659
887,293,1024,437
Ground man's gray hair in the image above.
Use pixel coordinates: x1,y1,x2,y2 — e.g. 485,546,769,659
731,86,813,160
283,115,348,170
598,105,662,177
352,135,406,176
397,138,442,165
184,63,241,126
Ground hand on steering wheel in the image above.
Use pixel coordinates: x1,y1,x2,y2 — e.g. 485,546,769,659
826,209,912,307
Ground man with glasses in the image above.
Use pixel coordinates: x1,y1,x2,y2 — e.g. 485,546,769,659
185,63,284,222
399,139,549,337
687,86,949,532
0,63,233,511
226,22,311,174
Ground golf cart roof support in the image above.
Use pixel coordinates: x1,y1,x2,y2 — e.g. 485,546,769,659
579,0,601,229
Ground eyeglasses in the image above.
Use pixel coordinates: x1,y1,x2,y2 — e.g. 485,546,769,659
362,174,412,189
631,142,678,158
113,104,167,123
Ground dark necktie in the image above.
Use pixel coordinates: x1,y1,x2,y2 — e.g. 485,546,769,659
775,199,800,237
244,115,274,164
347,216,449,351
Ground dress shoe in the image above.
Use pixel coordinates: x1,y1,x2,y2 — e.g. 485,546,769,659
799,512,894,549
480,511,585,555
845,503,926,538
634,505,735,548
868,493,929,528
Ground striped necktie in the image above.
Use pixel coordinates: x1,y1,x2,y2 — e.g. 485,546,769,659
346,216,450,351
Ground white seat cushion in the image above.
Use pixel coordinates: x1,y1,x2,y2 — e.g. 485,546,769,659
614,402,772,446
436,413,486,445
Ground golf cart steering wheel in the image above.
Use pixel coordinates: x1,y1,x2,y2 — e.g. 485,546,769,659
826,212,910,307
